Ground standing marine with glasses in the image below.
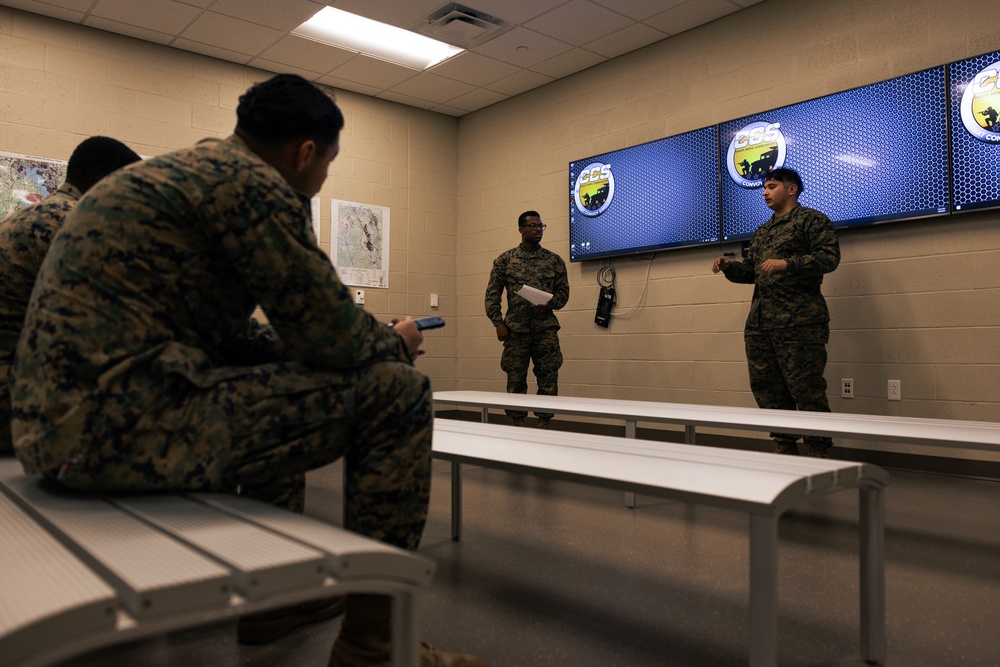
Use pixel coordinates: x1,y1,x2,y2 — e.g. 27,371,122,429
485,210,570,429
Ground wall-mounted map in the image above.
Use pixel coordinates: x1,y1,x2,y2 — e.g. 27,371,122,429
331,199,389,288
0,151,67,220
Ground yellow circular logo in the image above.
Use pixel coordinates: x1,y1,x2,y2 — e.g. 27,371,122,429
573,162,614,217
961,62,1000,142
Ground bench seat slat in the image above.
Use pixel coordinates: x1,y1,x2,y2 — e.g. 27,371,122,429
433,420,885,513
112,495,327,600
0,490,117,666
195,494,436,586
0,461,232,620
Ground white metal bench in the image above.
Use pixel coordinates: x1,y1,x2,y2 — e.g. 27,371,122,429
433,390,1000,451
0,458,433,667
434,389,999,507
432,419,888,667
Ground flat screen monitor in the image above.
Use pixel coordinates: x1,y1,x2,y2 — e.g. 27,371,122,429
720,66,950,241
568,126,719,262
949,50,1000,213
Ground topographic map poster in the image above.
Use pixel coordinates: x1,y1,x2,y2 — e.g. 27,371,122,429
0,151,67,220
331,199,389,288
311,196,321,241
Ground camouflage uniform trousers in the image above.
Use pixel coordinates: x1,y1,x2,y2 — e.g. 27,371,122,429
745,323,834,450
0,362,12,455
48,360,432,551
500,329,562,420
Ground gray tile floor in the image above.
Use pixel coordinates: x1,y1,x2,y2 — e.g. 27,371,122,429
65,457,1000,666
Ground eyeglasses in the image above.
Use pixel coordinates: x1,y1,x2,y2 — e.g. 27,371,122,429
522,223,546,230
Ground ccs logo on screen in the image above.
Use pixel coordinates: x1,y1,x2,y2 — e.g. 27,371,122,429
960,61,1000,142
573,162,614,217
726,121,786,188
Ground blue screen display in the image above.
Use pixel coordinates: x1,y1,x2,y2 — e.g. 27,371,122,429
949,50,1000,213
719,67,950,241
568,126,719,262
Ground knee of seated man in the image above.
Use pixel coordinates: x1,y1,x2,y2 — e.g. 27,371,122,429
359,361,432,410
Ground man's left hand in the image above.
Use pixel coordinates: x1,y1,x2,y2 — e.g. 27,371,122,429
760,259,788,278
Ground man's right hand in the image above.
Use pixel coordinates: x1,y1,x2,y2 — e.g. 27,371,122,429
496,323,511,341
711,257,730,273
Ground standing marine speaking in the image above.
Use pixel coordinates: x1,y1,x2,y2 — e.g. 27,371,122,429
712,167,841,457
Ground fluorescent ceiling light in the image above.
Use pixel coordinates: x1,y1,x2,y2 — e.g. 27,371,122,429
294,7,463,70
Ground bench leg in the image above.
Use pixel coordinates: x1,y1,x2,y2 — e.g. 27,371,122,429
624,420,637,508
859,486,886,665
451,462,462,541
749,514,778,667
391,591,419,667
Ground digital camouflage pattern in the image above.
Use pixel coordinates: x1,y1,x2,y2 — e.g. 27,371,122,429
12,136,431,549
0,183,82,455
746,324,833,449
722,204,840,330
501,329,562,420
485,245,569,334
485,244,569,420
723,203,840,451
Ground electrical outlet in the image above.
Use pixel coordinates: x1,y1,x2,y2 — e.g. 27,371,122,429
841,378,854,399
354,289,365,305
887,379,901,401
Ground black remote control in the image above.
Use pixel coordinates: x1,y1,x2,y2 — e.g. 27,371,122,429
413,316,446,330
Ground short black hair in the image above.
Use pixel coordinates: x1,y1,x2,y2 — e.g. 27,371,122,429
236,74,344,149
65,136,141,193
764,167,804,195
518,210,541,227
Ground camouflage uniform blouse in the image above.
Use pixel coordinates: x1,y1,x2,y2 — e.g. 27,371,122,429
722,204,840,331
13,136,410,473
0,183,82,453
485,245,569,334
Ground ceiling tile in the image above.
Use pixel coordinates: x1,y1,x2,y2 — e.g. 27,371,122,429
429,52,519,87
376,88,438,111
590,0,686,22
525,0,634,47
2,0,87,18
586,22,667,59
328,54,420,89
90,0,201,35
317,73,385,98
430,104,468,117
458,0,556,25
324,0,445,29
256,35,355,74
529,47,605,79
83,15,174,45
246,58,325,79
443,87,509,112
389,72,477,105
172,37,253,64
179,11,284,56
645,0,739,37
485,68,554,96
208,0,323,32
473,27,573,68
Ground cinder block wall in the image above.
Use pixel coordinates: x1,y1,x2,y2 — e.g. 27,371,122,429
4,1,999,463
456,0,1000,462
0,5,459,385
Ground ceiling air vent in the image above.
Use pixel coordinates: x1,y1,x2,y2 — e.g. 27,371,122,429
416,3,509,49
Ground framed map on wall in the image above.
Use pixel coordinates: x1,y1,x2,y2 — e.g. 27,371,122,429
0,151,67,220
331,199,390,288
